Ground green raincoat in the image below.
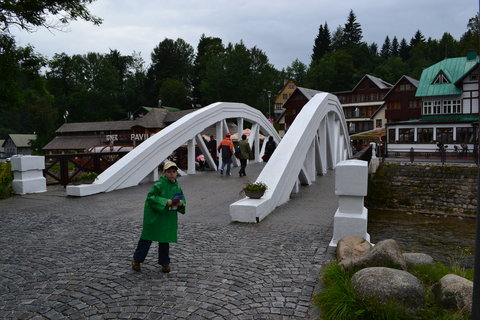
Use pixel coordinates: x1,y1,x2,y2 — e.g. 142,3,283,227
140,176,186,242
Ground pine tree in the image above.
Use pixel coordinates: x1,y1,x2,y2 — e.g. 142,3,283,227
410,30,426,47
399,38,410,60
380,36,391,58
311,22,331,62
391,36,399,56
342,10,363,45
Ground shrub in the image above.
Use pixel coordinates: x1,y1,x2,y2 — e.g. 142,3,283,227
314,261,471,320
0,162,13,199
243,181,268,192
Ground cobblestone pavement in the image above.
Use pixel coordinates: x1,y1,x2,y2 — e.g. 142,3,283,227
0,163,337,319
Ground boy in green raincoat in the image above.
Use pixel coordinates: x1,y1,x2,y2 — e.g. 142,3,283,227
132,161,186,273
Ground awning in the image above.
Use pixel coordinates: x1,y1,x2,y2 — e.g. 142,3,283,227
350,128,386,141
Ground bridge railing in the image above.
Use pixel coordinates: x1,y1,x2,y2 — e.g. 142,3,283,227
229,93,351,222
66,102,280,196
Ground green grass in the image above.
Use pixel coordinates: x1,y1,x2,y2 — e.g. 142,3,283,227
313,262,471,320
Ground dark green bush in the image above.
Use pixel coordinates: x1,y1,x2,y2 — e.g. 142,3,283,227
0,163,13,199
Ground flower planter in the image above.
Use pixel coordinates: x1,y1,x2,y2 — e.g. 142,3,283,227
244,190,265,199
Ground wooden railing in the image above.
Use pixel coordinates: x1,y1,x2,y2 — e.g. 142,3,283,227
44,151,129,187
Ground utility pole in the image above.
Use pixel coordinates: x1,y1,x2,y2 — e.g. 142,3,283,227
473,5,480,315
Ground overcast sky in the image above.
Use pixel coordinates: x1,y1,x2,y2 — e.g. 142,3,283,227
10,0,478,70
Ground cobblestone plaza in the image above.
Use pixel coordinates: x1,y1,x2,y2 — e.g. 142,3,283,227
0,163,337,319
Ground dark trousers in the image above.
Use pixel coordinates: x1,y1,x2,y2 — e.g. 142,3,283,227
239,159,247,176
133,238,170,265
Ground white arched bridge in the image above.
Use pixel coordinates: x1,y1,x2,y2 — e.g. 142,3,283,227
66,93,352,223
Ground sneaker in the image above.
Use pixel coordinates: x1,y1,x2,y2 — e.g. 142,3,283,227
162,264,171,273
132,259,141,272
220,169,223,175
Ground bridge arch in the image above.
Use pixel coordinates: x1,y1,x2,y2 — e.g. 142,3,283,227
66,102,280,196
230,93,351,222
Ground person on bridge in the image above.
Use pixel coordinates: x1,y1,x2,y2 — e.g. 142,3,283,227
131,161,186,273
217,133,234,176
206,135,218,166
238,134,251,177
262,136,277,162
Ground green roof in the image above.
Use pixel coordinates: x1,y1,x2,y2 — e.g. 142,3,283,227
389,114,479,125
415,52,479,97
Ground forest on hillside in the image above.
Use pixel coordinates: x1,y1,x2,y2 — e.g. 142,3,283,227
0,2,478,150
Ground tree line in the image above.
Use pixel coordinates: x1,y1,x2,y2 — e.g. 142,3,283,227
0,5,478,150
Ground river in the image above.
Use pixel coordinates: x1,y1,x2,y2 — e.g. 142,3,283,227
368,209,476,268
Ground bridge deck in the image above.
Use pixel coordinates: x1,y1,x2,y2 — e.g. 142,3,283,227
0,162,338,319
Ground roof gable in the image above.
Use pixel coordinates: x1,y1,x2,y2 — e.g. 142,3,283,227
416,53,479,97
7,134,37,147
351,74,393,93
383,75,419,100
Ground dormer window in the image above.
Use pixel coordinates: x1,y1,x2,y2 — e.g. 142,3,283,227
432,72,450,84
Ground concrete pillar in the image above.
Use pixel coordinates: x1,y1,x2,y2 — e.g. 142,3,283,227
187,138,196,174
11,155,47,194
369,142,380,174
329,159,370,247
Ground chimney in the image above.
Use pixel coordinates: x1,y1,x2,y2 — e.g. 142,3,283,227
466,50,477,60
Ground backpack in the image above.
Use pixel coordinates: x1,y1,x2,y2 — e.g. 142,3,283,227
234,145,240,158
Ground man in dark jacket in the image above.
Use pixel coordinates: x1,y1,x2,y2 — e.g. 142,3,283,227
238,134,251,177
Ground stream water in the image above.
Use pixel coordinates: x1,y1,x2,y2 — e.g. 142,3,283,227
368,209,476,268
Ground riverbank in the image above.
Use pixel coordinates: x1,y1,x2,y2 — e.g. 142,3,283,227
367,162,478,216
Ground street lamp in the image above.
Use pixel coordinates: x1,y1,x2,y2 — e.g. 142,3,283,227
267,90,272,121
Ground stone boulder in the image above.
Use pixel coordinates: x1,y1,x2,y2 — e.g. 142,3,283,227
351,267,425,309
403,253,434,267
340,239,407,271
432,274,473,314
336,236,372,263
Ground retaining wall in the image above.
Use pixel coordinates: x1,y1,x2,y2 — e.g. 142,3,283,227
366,162,477,216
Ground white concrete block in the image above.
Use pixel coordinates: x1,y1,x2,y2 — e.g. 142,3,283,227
11,155,45,171
13,170,44,181
12,177,47,194
335,160,368,196
338,195,364,214
329,207,370,247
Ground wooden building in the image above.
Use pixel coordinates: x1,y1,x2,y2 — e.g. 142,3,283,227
43,107,196,153
384,75,421,123
334,75,393,135
276,87,323,136
2,134,37,156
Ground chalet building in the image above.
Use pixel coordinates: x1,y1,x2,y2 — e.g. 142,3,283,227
384,75,421,122
43,107,196,153
273,79,297,116
334,75,393,135
386,50,479,155
276,87,323,136
2,134,37,156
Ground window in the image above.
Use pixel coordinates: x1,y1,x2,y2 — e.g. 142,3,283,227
376,119,382,128
452,100,461,113
417,128,433,143
433,100,441,114
282,93,288,99
432,73,450,84
388,129,396,143
423,101,432,114
275,103,283,110
288,84,294,89
436,128,453,143
443,100,452,114
456,127,474,143
354,107,360,118
469,74,478,81
399,128,414,142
